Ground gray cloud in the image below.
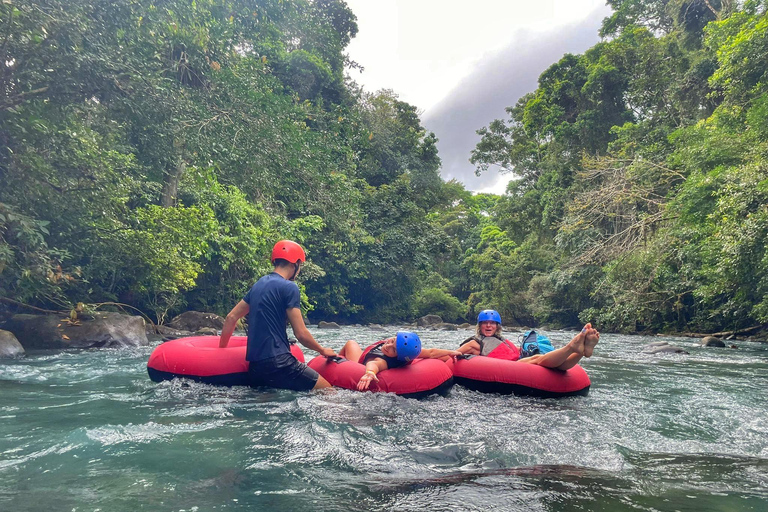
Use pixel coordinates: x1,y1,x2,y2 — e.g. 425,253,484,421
423,6,611,193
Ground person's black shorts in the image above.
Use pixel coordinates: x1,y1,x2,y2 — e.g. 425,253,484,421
248,352,320,391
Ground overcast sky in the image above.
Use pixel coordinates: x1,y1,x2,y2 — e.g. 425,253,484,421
343,1,612,194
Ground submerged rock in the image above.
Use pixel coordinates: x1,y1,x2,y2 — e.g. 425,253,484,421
167,311,225,332
701,336,726,347
642,342,689,355
417,315,443,327
154,324,194,339
2,312,148,349
0,329,25,358
318,321,341,329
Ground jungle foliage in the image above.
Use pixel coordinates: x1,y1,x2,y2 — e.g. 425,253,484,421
1,0,766,333
471,0,768,332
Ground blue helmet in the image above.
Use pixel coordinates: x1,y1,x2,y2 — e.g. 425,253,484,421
477,309,502,324
395,331,422,362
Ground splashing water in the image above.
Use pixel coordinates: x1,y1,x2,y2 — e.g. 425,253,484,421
2,327,767,511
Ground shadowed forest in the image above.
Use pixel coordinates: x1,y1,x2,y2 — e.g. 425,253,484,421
1,0,767,334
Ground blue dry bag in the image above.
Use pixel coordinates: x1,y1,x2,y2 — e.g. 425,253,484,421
519,330,554,358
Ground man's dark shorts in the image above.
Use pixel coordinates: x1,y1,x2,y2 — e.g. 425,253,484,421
248,352,320,391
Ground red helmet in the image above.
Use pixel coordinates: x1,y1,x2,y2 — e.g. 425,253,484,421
271,240,306,264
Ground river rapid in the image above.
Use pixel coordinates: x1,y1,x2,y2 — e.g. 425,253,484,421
1,326,767,511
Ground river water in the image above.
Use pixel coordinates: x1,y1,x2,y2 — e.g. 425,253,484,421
1,326,767,511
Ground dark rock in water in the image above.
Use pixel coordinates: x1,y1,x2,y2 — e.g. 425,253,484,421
642,343,689,355
436,322,458,331
458,323,472,329
167,311,225,332
701,336,726,347
2,312,148,349
417,315,443,327
154,324,194,339
368,324,387,332
195,327,219,336
318,321,341,329
0,329,25,358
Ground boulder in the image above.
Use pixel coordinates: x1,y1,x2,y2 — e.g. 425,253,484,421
195,327,218,336
152,324,194,342
417,315,443,327
642,343,689,355
701,336,726,347
0,330,25,358
367,324,387,332
2,312,148,349
436,322,458,331
458,323,472,329
167,311,225,332
318,321,341,329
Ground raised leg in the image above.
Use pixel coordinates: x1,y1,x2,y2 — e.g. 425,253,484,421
584,326,600,357
338,339,363,362
519,326,591,370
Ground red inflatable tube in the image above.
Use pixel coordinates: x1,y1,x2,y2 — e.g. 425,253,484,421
147,336,305,387
445,355,590,398
307,356,454,399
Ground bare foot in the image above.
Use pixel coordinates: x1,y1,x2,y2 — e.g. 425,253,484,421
565,328,586,357
584,325,599,357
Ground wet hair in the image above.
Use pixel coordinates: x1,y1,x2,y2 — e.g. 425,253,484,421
476,321,502,338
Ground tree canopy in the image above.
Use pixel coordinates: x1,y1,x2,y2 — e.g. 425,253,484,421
2,0,767,334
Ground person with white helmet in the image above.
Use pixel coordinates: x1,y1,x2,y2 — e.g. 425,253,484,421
337,331,461,391
456,309,599,370
219,240,336,391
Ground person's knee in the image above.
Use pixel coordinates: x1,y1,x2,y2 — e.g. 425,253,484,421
313,375,332,390
339,340,361,359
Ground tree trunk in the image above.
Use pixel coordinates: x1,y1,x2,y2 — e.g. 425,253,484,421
161,153,186,207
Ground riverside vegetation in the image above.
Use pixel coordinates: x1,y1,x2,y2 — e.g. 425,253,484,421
1,0,767,337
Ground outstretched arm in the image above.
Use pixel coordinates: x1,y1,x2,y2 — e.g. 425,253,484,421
220,300,249,348
456,340,480,355
357,358,388,391
286,308,336,357
418,348,462,360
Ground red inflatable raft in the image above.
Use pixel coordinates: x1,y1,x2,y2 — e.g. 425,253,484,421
446,355,590,398
307,355,454,398
147,336,305,387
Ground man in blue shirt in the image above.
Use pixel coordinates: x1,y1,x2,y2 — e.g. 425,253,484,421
219,240,336,391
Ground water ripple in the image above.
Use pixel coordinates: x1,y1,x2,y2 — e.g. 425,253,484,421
1,329,767,511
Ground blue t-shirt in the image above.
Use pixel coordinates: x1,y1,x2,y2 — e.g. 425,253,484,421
243,272,301,362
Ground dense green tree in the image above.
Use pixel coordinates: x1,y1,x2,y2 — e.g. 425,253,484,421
3,0,767,334
470,0,767,332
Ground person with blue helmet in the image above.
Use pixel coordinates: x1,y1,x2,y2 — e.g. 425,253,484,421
337,331,461,391
456,309,600,370
477,309,502,324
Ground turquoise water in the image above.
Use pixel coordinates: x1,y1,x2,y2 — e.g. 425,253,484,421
2,327,767,511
